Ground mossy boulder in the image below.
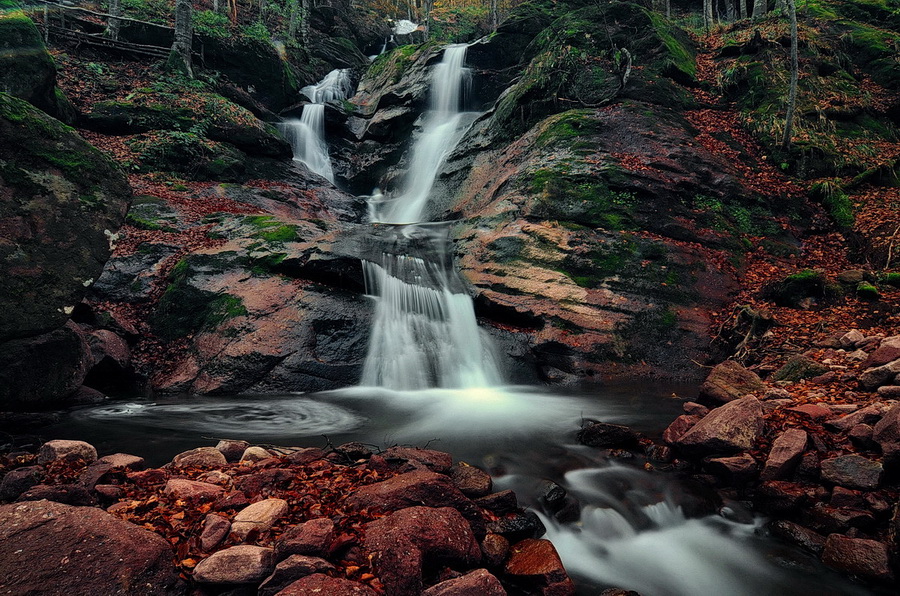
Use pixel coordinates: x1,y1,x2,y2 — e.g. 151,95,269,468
766,270,839,307
0,11,75,123
772,355,831,382
128,131,246,180
0,93,131,342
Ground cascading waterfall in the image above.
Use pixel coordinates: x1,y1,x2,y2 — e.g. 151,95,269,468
362,44,501,391
278,69,353,183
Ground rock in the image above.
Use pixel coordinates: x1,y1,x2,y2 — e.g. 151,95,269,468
380,446,452,472
232,497,289,540
422,568,506,596
806,504,876,535
487,511,546,543
193,545,275,584
821,534,894,582
537,481,567,512
698,361,765,404
873,402,900,468
200,514,231,552
683,401,709,416
258,555,336,596
475,489,518,515
84,328,131,391
171,446,228,467
662,415,701,444
761,428,808,481
36,439,97,464
17,483,93,506
858,358,900,390
830,487,865,509
276,517,334,559
0,500,182,594
771,356,830,382
365,506,481,595
0,465,43,501
97,452,145,470
449,462,493,498
839,329,866,349
576,422,639,448
233,467,295,496
675,397,764,456
820,455,883,490
217,439,251,462
862,335,900,368
504,539,575,596
240,446,273,463
785,403,831,421
769,520,826,554
877,385,900,398
275,573,377,595
163,478,225,501
332,441,373,462
284,447,326,465
824,405,882,432
756,481,810,515
704,454,758,485
480,533,510,567
848,424,877,450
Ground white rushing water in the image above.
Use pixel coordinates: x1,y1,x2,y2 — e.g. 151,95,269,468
279,69,353,183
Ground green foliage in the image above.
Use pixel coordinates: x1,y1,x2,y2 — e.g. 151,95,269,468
120,0,169,23
535,109,599,147
880,272,900,287
241,21,271,42
809,179,855,228
430,6,490,43
193,10,231,39
856,281,881,299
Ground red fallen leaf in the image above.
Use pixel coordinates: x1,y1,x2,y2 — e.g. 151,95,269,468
180,558,198,568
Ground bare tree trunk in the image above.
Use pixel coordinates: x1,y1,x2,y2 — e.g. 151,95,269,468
167,0,193,78
752,0,766,20
781,0,798,148
740,0,748,19
300,0,310,46
775,0,787,13
490,0,498,30
106,0,121,40
289,0,299,39
423,0,434,40
703,0,714,31
726,0,736,22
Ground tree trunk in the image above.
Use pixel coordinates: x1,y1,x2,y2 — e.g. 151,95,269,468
651,0,666,12
752,0,766,20
300,0,310,46
167,0,193,78
704,0,714,31
106,0,121,40
490,0,498,30
781,0,799,148
740,0,748,19
726,0,736,22
289,0,299,40
775,0,787,13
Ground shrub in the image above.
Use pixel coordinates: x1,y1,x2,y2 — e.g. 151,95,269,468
193,10,230,39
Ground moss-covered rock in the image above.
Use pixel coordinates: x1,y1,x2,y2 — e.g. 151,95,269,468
772,355,831,382
128,131,246,180
0,11,75,123
0,93,131,342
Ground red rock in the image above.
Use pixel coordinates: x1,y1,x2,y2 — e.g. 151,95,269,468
675,397,764,456
422,568,506,595
505,539,575,596
786,404,831,421
761,428,807,481
756,481,810,515
577,422,639,448
17,483,94,506
848,424,876,450
192,545,275,584
365,506,481,596
258,555,336,596
346,469,478,520
276,517,334,558
381,446,453,472
662,415,700,445
97,452,145,470
698,360,764,404
475,489,518,515
284,447,326,465
682,401,709,416
449,462,493,498
0,466,43,501
171,446,227,467
36,439,97,464
830,487,865,509
769,520,825,554
200,513,231,552
0,500,182,594
233,467,296,496
873,402,900,468
876,385,900,398
822,534,894,582
824,405,881,432
164,478,224,501
480,533,510,567
240,446,273,463
858,359,900,390
861,335,900,368
128,469,168,484
276,573,376,595
704,453,758,484
216,439,250,462
820,455,883,490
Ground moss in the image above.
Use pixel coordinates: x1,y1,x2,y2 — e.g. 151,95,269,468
881,272,900,288
243,215,297,242
768,269,838,306
535,109,599,147
125,212,178,232
856,281,880,299
772,355,830,382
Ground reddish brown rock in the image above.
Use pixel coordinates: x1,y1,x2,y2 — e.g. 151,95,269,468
704,453,758,485
761,428,807,481
481,533,510,567
675,397,764,456
241,446,274,463
0,500,182,595
364,506,481,596
200,513,231,551
232,497,289,539
873,402,900,467
830,487,865,509
0,466,43,501
233,467,296,496
785,404,831,421
36,439,97,464
449,462,493,498
258,555,336,596
347,470,477,520
381,446,453,472
769,520,826,554
276,517,335,558
662,415,700,445
824,405,882,432
17,483,94,506
577,422,639,448
756,481,810,515
821,534,894,582
504,538,575,596
163,478,225,501
682,401,709,416
216,439,251,462
171,446,228,468
848,424,877,450
276,573,377,595
284,447,326,465
820,455,883,490
862,335,900,368
475,490,518,515
97,452,145,470
192,545,275,584
422,568,506,595
698,360,764,405
858,359,900,390
876,385,900,398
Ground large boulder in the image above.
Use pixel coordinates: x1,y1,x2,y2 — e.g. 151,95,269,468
675,396,765,456
699,361,766,404
0,500,183,594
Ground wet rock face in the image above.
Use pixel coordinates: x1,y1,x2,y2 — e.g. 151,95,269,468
675,397,765,456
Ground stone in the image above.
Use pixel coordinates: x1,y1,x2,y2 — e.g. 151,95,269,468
682,401,709,416
504,539,575,595
171,446,228,467
821,534,894,582
17,483,93,506
233,467,295,496
192,545,275,584
332,442,373,461
785,404,831,421
480,533,510,567
877,385,900,398
848,424,876,450
475,489,518,515
820,455,883,490
217,439,251,462
258,555,336,596
703,454,758,485
200,514,231,552
824,405,882,432
448,462,493,498
36,439,97,464
276,574,377,595
240,446,273,463
276,517,334,558
94,484,124,500
873,402,900,468
576,422,639,448
675,397,764,456
830,487,865,509
761,428,807,481
537,481,567,512
422,568,506,596
771,356,830,382
839,329,866,348
380,446,453,472
858,358,900,390
97,452,145,470
756,481,810,515
365,506,481,595
0,465,43,501
698,360,765,404
487,511,546,542
769,520,825,554
662,415,700,445
0,500,182,594
284,447,326,465
164,478,225,501
806,504,876,535
862,335,900,368
232,497,289,539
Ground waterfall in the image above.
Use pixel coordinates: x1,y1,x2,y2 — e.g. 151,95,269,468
279,69,353,183
362,45,501,391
